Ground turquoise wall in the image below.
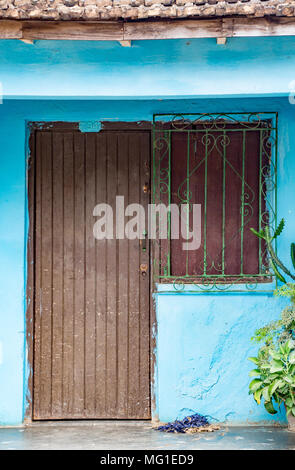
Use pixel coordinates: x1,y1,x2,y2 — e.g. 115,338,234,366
1,36,295,98
0,37,295,426
155,294,289,424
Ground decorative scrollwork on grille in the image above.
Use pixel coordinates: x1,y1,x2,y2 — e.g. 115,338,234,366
152,112,278,293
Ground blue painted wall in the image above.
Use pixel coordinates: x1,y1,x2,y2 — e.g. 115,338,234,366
155,294,289,424
1,36,295,98
0,37,295,426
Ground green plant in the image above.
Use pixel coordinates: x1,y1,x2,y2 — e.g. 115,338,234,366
250,219,295,345
250,218,295,284
249,220,295,417
275,283,295,303
249,339,295,417
250,289,295,346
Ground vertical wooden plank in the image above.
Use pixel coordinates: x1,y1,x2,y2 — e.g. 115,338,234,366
127,133,141,417
139,132,151,418
33,131,42,418
243,130,260,275
51,132,64,417
186,131,205,276
224,131,243,275
150,128,159,421
73,132,86,416
26,129,35,421
62,132,75,416
84,133,96,417
170,131,189,276
95,133,107,417
117,133,129,418
105,132,118,416
39,131,53,417
206,132,224,276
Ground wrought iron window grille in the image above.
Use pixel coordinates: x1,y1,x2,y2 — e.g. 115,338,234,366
152,113,278,294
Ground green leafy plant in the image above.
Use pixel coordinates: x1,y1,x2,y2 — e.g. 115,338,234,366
250,219,295,345
251,293,295,346
249,339,295,417
250,218,295,284
249,220,295,417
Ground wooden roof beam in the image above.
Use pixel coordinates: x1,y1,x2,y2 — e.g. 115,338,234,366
0,17,295,41
118,40,132,47
216,37,227,45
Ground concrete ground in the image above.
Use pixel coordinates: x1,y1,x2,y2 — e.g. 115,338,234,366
0,421,295,450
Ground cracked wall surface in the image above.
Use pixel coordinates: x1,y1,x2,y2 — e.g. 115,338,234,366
156,294,290,424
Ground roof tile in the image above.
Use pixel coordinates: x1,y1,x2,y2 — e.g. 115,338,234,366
1,0,295,20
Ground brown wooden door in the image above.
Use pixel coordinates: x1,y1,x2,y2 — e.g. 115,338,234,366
31,128,151,420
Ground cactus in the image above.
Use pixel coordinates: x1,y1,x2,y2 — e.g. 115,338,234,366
250,219,295,284
291,243,295,271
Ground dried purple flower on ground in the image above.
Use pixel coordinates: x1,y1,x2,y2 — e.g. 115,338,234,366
156,413,210,433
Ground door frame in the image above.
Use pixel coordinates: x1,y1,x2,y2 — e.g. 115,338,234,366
25,120,157,422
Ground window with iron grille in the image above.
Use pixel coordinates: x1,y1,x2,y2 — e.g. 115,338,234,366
152,113,278,293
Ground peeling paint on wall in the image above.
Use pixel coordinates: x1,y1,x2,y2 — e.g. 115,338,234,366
155,294,290,425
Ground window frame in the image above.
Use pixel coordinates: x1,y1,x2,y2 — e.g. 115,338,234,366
152,112,278,294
